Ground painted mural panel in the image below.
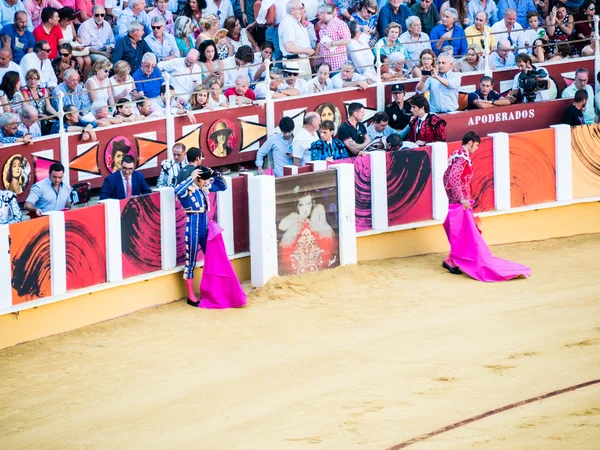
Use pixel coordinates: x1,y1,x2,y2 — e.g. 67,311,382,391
571,124,600,199
231,176,250,254
335,155,372,231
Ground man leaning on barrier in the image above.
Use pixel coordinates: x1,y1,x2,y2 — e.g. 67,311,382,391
0,112,33,144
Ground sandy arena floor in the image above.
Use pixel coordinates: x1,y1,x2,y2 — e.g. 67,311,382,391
1,234,599,450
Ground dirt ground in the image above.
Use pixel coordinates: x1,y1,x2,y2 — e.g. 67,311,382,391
1,234,599,450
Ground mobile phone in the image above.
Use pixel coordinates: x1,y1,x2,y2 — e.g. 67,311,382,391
422,70,432,76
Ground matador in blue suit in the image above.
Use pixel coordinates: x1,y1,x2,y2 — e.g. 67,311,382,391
175,166,227,306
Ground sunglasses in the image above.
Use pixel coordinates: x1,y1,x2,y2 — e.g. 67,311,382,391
152,25,163,29
27,77,40,81
103,69,110,73
94,13,105,17
41,48,51,52
60,52,70,57
366,8,377,14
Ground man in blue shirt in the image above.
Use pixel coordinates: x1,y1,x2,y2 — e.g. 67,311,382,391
52,68,91,114
112,21,152,73
255,117,295,177
0,0,28,30
415,52,461,113
490,38,516,68
24,162,72,216
467,75,511,109
430,8,468,56
0,10,34,63
497,0,536,28
132,52,164,99
377,0,411,36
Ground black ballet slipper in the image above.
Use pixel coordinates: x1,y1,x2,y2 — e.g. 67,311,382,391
442,261,462,275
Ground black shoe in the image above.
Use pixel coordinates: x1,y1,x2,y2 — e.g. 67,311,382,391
187,298,200,307
442,261,462,275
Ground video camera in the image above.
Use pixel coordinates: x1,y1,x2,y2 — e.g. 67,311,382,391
518,69,549,103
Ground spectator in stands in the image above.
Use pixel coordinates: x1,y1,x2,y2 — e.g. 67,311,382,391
33,7,62,60
491,8,524,48
521,11,547,54
455,43,485,72
531,37,548,62
410,0,440,36
133,53,164,99
224,15,259,53
0,111,32,143
21,68,57,133
176,146,204,184
352,0,379,45
0,188,21,224
467,75,511,109
110,61,137,102
0,48,22,81
1,11,34,64
51,68,90,113
254,67,294,99
151,84,197,123
51,43,82,83
310,62,334,93
198,40,224,85
574,1,594,55
145,15,179,62
157,143,187,188
77,0,104,23
309,120,349,162
497,0,536,28
204,0,234,27
562,68,594,124
113,21,152,74
78,5,115,63
387,52,409,79
412,48,436,78
406,95,446,145
374,21,408,59
86,59,115,110
331,60,372,90
181,0,206,39
548,42,571,61
100,154,152,200
0,0,27,30
158,48,202,101
338,102,370,156
562,89,587,127
149,0,175,35
23,0,62,29
347,21,377,81
105,0,125,24
467,0,498,25
280,60,308,94
196,14,231,58
116,0,152,39
292,111,320,166
114,98,146,121
511,53,549,103
20,40,58,90
366,111,395,141
385,83,412,133
207,77,228,108
430,8,467,56
255,116,295,176
222,44,254,87
440,0,470,26
399,16,432,70
24,162,72,215
386,133,402,151
223,74,255,105
416,52,460,114
249,41,274,83
82,105,124,126
189,84,211,109
279,0,314,77
174,16,196,56
464,11,496,51
17,104,40,137
52,104,98,138
378,0,411,37
316,3,351,73
0,70,22,112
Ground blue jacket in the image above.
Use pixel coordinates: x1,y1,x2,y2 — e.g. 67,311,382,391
377,3,412,36
100,170,152,200
430,24,468,56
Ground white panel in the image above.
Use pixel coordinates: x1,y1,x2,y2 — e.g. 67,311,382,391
0,225,11,310
159,187,177,270
430,142,450,220
499,79,514,93
101,199,123,282
281,108,305,119
551,124,573,202
490,132,511,210
76,141,101,182
47,211,67,296
31,149,55,159
283,165,298,175
181,123,202,137
309,160,327,172
370,151,388,229
329,164,357,265
217,175,235,255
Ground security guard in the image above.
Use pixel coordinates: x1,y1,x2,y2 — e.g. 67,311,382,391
157,143,187,188
384,83,413,132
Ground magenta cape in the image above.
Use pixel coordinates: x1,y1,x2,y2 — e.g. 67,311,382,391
443,204,531,282
199,221,247,309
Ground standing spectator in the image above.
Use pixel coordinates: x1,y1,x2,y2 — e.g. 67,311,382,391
467,75,510,109
116,0,152,39
0,70,22,112
203,0,234,27
18,104,41,137
374,22,408,59
347,21,377,81
78,5,115,63
385,83,412,132
464,11,496,51
352,0,379,45
309,120,349,162
406,95,446,145
316,3,351,73
279,0,314,77
223,74,255,105
113,21,152,73
467,0,498,25
338,102,370,156
24,162,72,215
292,111,320,166
491,7,524,48
0,11,34,64
378,0,411,36
562,89,587,127
133,52,164,99
21,68,58,133
23,0,62,29
430,8,467,56
399,16,432,70
51,68,90,113
546,4,573,57
416,52,461,114
0,0,28,30
497,0,536,28
174,16,196,56
110,61,137,102
255,116,295,176
0,188,21,224
221,44,254,87
0,111,32,143
149,0,174,35
32,7,63,60
331,60,372,90
100,155,152,200
20,40,58,90
182,0,207,39
0,48,23,81
490,38,516,68
157,143,187,188
145,15,179,62
157,48,202,101
521,11,547,54
561,68,594,124
86,59,115,110
410,0,440,36
58,7,92,80
51,43,82,83
224,15,259,53
310,62,334,93
366,112,395,141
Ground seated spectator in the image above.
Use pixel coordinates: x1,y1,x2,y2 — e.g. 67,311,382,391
52,43,82,83
455,43,485,72
410,0,439,36
309,120,349,162
497,0,535,28
545,4,573,58
221,45,255,88
32,7,62,60
134,96,159,118
280,61,308,93
0,71,22,112
316,3,351,73
24,0,62,29
18,104,41,137
561,68,594,125
387,52,408,79
338,102,370,156
113,21,152,74
78,5,115,63
24,162,72,215
548,42,571,61
292,111,320,166
331,60,372,90
151,84,197,124
82,105,124,126
100,154,152,200
490,38,516,68
145,15,179,62
86,59,115,111
468,75,511,109
195,14,231,58
491,8,524,48
406,95,446,145
399,16,432,70
416,52,460,114
133,53,164,99
0,11,34,64
255,116,295,176
254,67,299,99
224,15,259,53
174,16,195,57
347,21,377,81
207,77,229,108
430,8,467,56
310,62,334,93
249,41,274,83
51,104,97,139
0,188,21,224
57,6,87,81
440,0,471,27
412,48,436,78
562,89,587,127
378,0,411,36
0,111,33,143
190,85,212,110
352,0,379,45
374,21,408,59
223,74,255,105
149,0,175,35
574,1,594,55
157,48,202,101
21,68,58,134
116,0,152,39
521,11,546,54
531,38,548,62
467,0,498,25
113,98,145,122
385,83,412,134
52,68,90,114
198,40,224,86
110,61,137,102
385,133,403,151
20,40,58,90
278,0,314,77
510,53,549,103
367,112,395,141
464,11,496,51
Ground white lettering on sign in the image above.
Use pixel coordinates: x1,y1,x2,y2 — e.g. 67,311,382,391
467,108,536,126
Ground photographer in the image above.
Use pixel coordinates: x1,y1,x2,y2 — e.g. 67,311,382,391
510,53,550,103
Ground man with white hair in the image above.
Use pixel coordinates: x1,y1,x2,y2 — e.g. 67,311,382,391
223,75,256,106
113,21,152,73
429,8,467,56
157,49,202,102
144,15,178,62
78,5,115,62
399,16,431,69
278,0,314,77
490,38,516,68
116,0,151,39
464,11,496,51
331,60,372,90
0,112,33,144
292,111,320,166
52,68,90,113
415,52,461,113
254,68,299,99
491,8,524,49
18,104,41,137
133,52,164,99
497,0,536,28
561,68,594,125
316,3,351,72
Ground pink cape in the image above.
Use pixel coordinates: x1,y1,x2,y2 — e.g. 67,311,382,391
443,204,531,282
199,221,247,309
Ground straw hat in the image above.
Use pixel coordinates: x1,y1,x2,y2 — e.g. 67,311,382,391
209,121,233,141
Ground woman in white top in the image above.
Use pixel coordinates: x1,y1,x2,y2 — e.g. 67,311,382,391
110,61,137,102
347,21,377,81
86,59,115,113
454,43,485,72
58,7,92,80
311,63,334,93
207,78,229,109
224,16,259,53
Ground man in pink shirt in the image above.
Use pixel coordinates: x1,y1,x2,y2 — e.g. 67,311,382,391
148,0,174,35
23,0,63,28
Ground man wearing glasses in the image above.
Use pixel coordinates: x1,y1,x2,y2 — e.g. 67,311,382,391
410,0,440,35
144,15,178,62
100,155,152,200
78,5,115,62
19,40,57,91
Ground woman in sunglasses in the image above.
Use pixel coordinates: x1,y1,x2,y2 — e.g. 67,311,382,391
58,7,92,80
351,0,379,45
51,43,83,83
86,59,115,112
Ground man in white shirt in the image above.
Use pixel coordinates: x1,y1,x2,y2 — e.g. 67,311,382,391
0,48,23,81
254,67,301,99
561,68,595,124
77,5,115,62
292,112,320,166
157,49,202,102
278,0,314,77
280,60,309,94
20,40,57,90
331,60,372,90
221,45,254,88
490,8,523,49
203,0,234,27
18,105,41,137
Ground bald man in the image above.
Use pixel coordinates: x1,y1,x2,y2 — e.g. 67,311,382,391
157,48,202,102
0,11,35,64
0,48,23,80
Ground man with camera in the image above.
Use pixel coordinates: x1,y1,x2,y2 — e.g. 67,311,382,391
509,53,550,103
415,52,461,114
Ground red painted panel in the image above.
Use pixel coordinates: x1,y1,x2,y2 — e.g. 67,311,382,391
232,176,249,254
